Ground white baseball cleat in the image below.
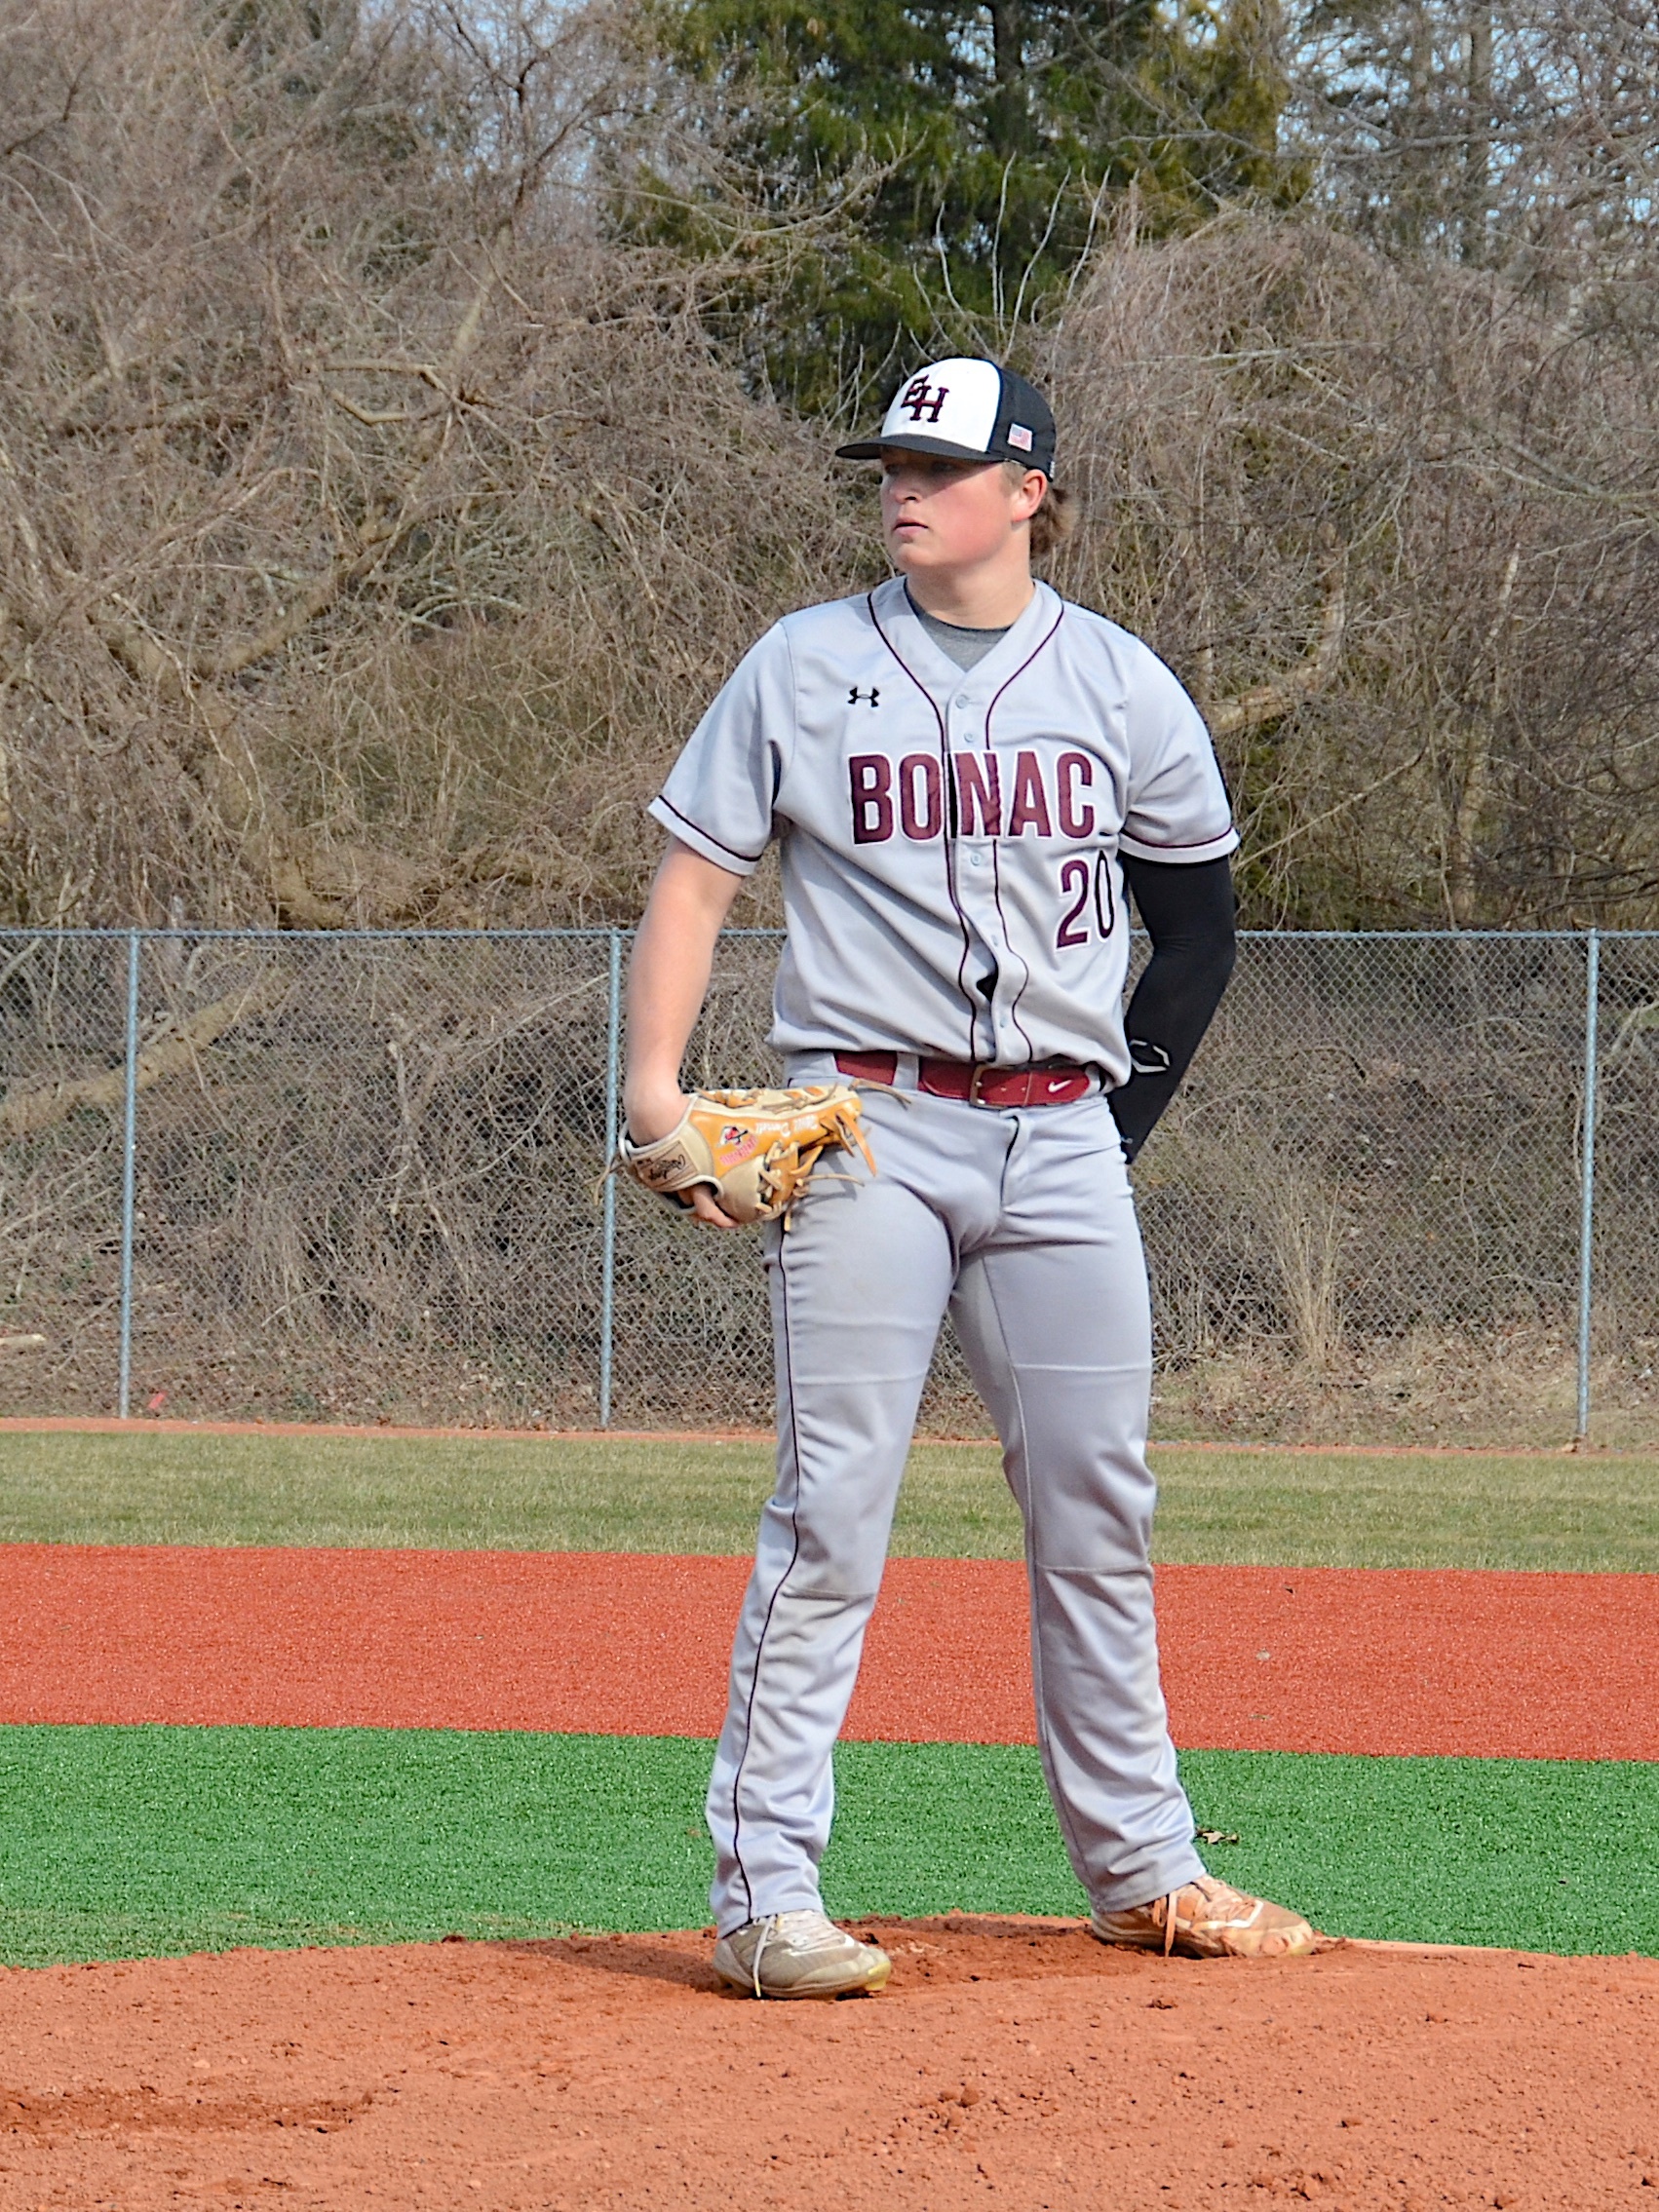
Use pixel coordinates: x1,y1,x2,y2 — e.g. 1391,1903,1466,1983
712,1910,892,1999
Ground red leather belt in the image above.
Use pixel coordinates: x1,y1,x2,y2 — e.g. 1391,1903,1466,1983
834,1050,1092,1108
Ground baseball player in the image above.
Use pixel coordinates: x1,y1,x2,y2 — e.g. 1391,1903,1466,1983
624,357,1320,1998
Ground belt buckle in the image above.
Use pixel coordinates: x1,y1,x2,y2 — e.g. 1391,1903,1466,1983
967,1063,992,1107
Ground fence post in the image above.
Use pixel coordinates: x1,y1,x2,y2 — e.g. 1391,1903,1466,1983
1574,927,1601,1448
598,928,622,1428
116,930,141,1421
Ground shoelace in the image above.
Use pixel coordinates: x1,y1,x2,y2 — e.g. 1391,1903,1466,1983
1158,1879,1215,1954
747,1911,849,1996
750,1914,775,2000
1157,1878,1262,1955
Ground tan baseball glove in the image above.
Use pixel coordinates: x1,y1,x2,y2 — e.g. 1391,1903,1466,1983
618,1085,874,1226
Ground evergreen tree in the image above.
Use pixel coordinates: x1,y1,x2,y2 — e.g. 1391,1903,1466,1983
634,0,1304,411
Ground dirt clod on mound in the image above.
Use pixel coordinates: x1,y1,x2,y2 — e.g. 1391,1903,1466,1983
0,1917,1653,2208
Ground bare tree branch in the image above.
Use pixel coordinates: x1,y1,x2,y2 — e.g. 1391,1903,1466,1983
0,969,281,1138
1209,544,1348,740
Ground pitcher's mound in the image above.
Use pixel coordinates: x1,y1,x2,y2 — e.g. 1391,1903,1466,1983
1,1916,1653,2207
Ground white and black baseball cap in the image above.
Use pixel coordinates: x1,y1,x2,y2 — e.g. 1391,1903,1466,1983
836,357,1057,477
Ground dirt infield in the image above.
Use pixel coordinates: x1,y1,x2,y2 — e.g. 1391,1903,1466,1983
0,1919,1650,2209
5,1545,1655,1758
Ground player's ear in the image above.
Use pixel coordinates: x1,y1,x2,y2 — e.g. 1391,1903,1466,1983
1003,461,1048,524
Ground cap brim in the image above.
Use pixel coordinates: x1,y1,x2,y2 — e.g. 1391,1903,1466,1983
833,432,1001,464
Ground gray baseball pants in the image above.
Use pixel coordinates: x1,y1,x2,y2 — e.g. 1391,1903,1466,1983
706,1062,1206,1934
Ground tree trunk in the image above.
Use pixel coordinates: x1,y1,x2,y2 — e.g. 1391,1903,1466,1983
987,0,1031,155
1462,1,1493,264
1402,0,1433,252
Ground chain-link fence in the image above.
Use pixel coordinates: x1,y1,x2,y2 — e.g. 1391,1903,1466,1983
0,926,1653,1447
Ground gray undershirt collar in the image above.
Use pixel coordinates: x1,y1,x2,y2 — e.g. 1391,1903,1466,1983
905,586,1011,672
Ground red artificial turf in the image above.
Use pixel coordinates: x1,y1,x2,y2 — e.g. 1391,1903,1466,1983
0,1545,1652,1758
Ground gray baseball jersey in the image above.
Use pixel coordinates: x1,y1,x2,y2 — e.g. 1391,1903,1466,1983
651,575,1236,1085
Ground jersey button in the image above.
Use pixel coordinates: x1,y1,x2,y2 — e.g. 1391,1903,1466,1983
954,695,971,710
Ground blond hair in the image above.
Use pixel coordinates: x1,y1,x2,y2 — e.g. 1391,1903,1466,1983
1005,462,1077,560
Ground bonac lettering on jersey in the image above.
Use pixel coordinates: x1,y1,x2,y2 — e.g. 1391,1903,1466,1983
849,750,1096,845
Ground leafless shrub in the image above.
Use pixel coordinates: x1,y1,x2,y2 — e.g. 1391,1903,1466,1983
1042,210,1659,926
0,0,868,931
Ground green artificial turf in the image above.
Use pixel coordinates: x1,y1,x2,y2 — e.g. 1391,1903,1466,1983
0,1725,1651,1967
1,1428,1657,1569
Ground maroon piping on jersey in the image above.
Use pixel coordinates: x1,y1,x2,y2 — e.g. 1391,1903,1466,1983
1120,830,1238,853
655,794,768,869
983,604,1066,1062
865,591,981,1063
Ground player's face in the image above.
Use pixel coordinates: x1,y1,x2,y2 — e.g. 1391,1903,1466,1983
878,450,1045,576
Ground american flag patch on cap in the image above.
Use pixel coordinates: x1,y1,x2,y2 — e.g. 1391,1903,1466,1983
1008,422,1034,451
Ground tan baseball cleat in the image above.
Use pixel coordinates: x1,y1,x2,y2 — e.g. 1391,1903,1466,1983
1091,1874,1321,1960
712,1910,892,1999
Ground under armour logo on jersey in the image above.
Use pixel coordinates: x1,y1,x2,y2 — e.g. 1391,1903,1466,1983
899,377,948,424
848,685,881,706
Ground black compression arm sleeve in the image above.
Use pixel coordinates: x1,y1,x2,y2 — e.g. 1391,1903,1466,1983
1107,854,1237,1163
